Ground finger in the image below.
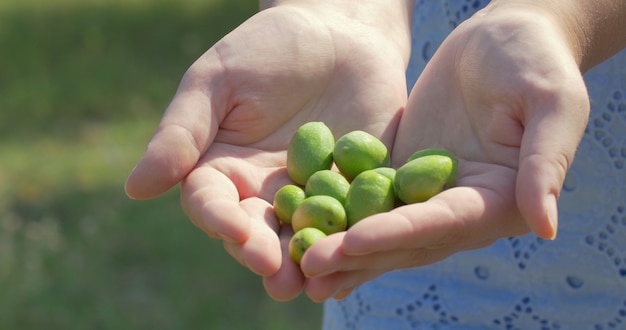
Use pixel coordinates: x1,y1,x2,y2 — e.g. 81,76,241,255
263,225,305,301
302,231,473,277
300,232,346,277
190,142,292,203
516,81,589,239
181,166,251,243
341,175,527,256
332,287,355,301
304,268,382,303
222,198,282,277
239,197,282,275
125,59,227,200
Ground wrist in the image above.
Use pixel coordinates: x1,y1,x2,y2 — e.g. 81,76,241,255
477,2,583,70
259,0,414,67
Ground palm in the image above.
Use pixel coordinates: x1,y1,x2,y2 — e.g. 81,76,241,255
393,10,589,237
301,9,589,302
193,7,407,197
127,6,410,301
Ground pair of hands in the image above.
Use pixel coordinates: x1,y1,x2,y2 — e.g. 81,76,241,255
125,4,589,302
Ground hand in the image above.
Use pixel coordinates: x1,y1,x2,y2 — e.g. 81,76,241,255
124,3,412,301
301,5,590,302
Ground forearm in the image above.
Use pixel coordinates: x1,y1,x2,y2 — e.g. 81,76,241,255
488,0,626,72
573,0,626,71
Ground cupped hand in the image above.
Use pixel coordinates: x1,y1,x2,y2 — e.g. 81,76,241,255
301,5,590,302
124,4,411,301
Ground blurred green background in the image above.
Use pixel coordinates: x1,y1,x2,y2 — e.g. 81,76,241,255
0,0,322,328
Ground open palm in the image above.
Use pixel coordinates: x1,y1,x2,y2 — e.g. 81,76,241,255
301,7,590,302
125,5,411,301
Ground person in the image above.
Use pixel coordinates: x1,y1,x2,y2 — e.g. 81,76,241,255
125,0,626,328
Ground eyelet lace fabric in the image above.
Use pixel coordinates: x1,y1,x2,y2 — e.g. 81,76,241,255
322,0,626,329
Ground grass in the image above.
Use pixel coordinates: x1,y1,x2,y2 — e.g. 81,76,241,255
0,0,323,328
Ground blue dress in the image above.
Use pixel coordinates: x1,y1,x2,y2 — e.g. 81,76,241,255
323,1,626,329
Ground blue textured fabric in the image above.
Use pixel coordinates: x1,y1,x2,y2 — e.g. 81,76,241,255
323,0,626,329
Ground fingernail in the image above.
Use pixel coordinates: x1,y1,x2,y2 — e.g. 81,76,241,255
309,270,334,278
333,287,354,301
545,193,558,240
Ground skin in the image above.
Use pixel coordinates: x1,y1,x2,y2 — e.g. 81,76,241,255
125,0,626,302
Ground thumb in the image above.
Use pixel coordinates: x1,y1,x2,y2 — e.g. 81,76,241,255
516,82,589,240
125,70,224,200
